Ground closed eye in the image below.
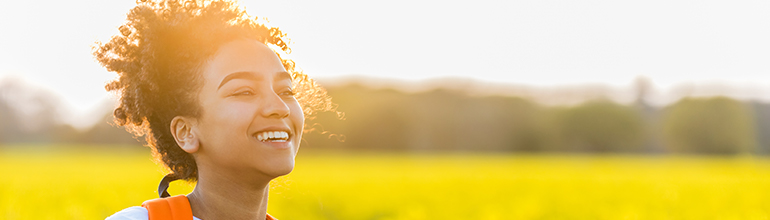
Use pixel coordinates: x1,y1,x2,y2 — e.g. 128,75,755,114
231,89,255,96
279,89,295,97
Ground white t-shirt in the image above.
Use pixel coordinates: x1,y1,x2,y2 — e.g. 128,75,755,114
105,206,202,220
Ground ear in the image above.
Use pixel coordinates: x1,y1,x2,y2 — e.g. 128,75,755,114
170,116,200,154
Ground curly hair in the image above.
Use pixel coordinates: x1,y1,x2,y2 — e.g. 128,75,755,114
93,0,336,182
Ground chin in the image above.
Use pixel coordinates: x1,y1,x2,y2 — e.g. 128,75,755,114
275,162,295,176
260,145,298,178
264,160,295,178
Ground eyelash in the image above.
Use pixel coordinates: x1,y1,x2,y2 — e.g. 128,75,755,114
232,90,254,96
280,89,295,97
230,89,294,97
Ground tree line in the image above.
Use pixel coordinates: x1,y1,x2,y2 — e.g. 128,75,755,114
302,84,768,154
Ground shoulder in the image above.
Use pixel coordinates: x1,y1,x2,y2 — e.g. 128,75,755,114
105,206,203,220
105,206,148,220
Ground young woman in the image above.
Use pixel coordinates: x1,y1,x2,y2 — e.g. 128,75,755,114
99,0,335,219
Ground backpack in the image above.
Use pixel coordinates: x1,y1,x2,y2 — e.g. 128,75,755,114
142,195,193,220
142,175,277,220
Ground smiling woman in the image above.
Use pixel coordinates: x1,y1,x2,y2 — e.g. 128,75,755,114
93,0,336,219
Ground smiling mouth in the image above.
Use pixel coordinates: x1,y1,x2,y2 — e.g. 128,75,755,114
255,131,290,142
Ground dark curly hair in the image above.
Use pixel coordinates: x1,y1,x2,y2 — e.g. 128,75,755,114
93,0,336,182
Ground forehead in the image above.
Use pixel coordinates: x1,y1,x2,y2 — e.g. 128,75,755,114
201,39,286,84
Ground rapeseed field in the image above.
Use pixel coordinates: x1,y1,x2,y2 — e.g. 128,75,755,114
1,146,769,219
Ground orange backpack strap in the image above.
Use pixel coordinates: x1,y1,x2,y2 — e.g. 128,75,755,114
142,195,193,220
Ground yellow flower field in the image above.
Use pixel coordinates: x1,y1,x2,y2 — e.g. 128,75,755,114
1,146,769,219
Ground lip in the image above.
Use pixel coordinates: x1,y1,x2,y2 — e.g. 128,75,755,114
251,125,294,149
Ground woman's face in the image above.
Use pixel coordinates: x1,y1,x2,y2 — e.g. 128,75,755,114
192,39,304,180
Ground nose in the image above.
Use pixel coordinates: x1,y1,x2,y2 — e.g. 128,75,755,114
260,92,290,118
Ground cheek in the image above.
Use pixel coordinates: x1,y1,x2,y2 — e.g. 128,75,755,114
213,102,253,123
199,102,256,142
290,102,305,127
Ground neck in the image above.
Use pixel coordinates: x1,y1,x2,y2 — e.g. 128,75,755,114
187,170,271,220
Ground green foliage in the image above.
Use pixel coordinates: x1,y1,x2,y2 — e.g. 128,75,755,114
303,85,553,151
555,100,645,152
304,85,766,154
3,148,770,219
749,102,770,154
662,97,757,154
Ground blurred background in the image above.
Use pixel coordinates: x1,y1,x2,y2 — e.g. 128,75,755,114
2,0,770,219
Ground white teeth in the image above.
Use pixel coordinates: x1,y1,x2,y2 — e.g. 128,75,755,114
256,131,289,142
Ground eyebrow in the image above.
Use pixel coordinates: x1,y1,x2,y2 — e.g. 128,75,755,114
276,71,292,82
217,71,292,90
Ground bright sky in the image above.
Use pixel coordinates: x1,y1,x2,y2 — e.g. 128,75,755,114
2,0,770,127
